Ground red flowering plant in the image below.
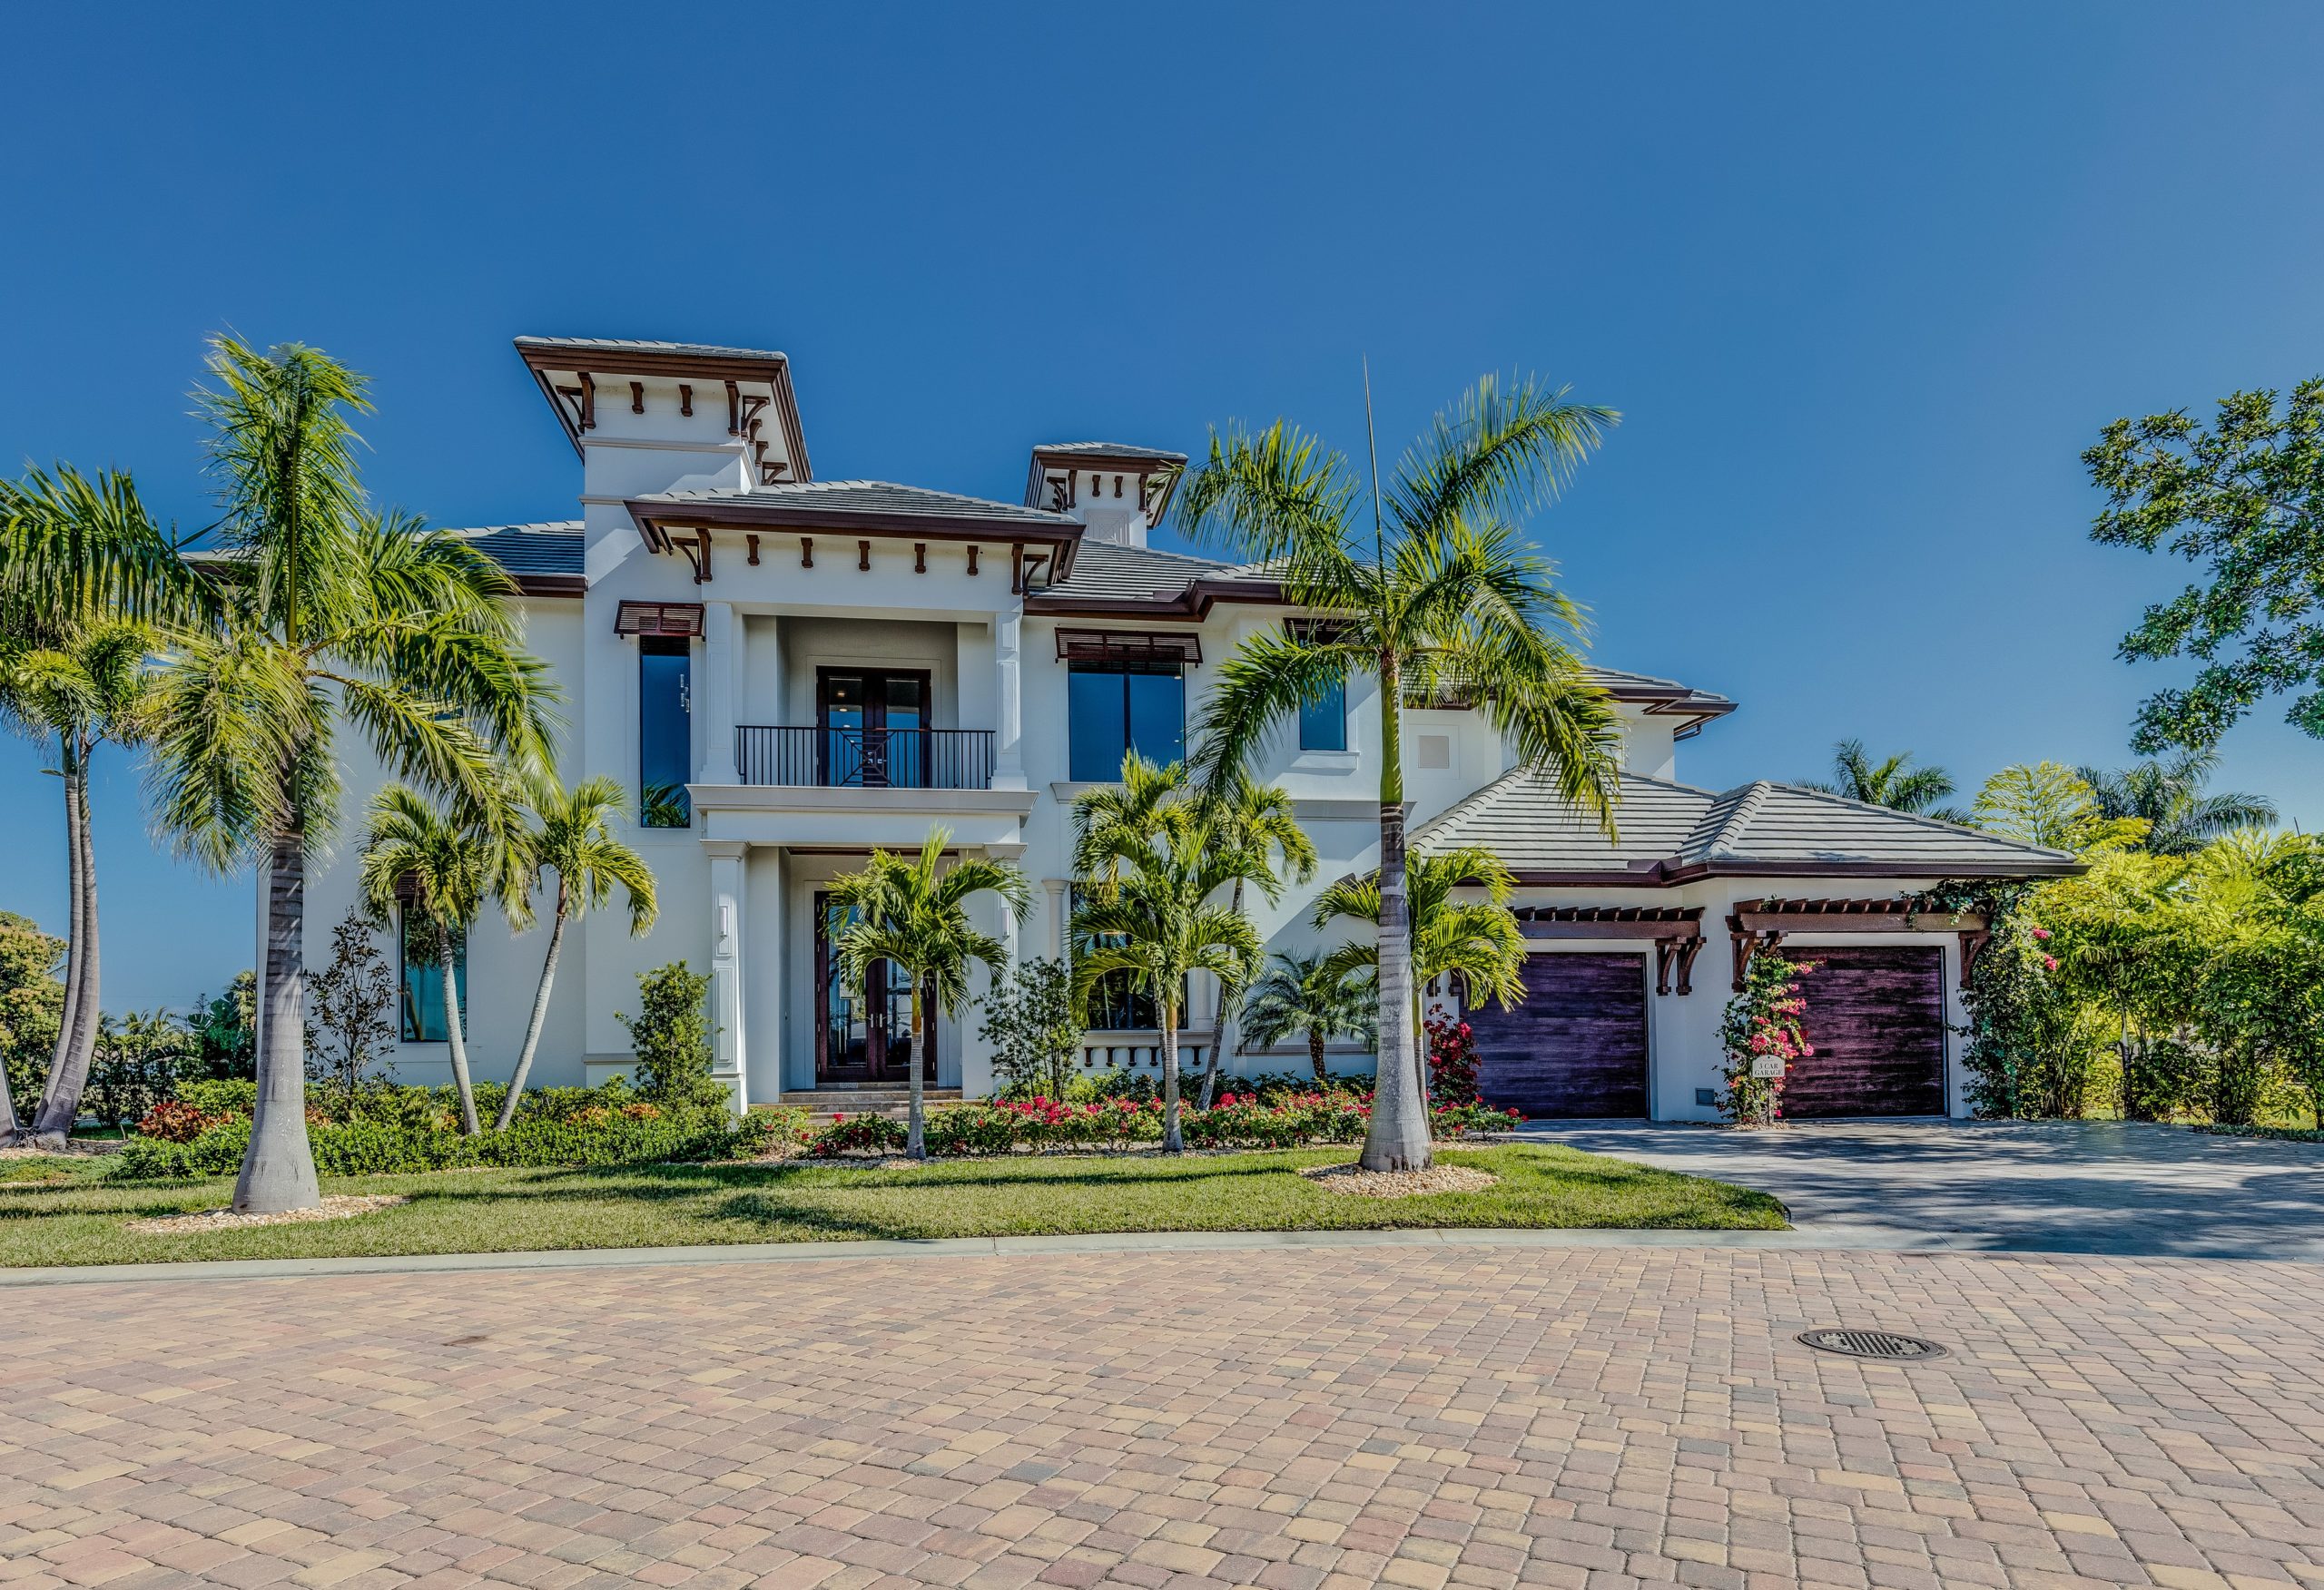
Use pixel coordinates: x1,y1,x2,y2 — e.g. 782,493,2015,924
136,1099,231,1143
1424,1016,1480,1106
1717,948,1816,1126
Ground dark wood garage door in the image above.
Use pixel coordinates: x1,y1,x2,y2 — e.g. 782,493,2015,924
1785,946,1946,1118
1466,953,1649,1118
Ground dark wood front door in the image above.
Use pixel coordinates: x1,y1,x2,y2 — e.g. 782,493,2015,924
1785,946,1945,1117
1467,952,1650,1119
816,669,931,789
812,890,935,1085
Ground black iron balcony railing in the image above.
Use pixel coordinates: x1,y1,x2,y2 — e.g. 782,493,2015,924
734,725,995,790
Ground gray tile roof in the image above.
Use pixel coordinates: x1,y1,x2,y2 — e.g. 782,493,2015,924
632,481,1078,527
1415,771,1720,875
1044,540,1234,601
1032,440,1189,464
448,521,584,576
1415,770,2076,878
513,336,789,364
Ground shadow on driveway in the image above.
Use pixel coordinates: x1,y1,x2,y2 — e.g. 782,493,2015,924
1519,1119,2324,1260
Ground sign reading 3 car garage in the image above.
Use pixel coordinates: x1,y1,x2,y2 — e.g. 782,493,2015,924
1465,953,1649,1118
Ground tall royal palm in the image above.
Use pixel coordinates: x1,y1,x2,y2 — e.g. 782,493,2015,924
829,828,1029,1159
1182,377,1621,1171
0,615,155,1146
496,775,657,1128
146,337,553,1212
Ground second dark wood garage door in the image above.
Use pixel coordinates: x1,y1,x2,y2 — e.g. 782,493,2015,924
1785,945,1946,1118
1467,952,1649,1118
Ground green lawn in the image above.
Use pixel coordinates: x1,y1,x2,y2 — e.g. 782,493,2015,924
0,1143,1786,1268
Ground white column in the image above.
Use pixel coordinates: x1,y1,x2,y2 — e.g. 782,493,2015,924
991,613,1027,790
706,840,748,1114
699,601,740,785
1043,878,1068,963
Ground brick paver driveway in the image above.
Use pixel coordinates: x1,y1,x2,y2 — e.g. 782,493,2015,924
6,1245,2324,1590
1523,1121,2324,1260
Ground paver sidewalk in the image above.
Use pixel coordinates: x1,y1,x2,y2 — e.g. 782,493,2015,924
4,1244,2321,1589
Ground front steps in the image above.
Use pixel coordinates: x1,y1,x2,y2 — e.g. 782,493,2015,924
777,1087,965,1123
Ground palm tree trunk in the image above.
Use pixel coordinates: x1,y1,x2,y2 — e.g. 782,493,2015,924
234,823,323,1213
32,754,85,1144
1309,1027,1327,1083
496,885,567,1130
439,935,480,1134
34,751,102,1146
1361,658,1432,1172
905,977,926,1160
0,1045,16,1141
1197,880,1242,1110
1160,1005,1184,1153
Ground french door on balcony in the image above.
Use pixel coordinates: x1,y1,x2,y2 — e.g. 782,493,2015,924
817,669,931,789
813,889,934,1085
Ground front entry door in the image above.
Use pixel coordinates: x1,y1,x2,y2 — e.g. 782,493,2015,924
817,670,930,789
813,890,935,1085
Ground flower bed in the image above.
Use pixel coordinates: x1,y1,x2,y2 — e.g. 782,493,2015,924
795,1089,1519,1158
111,1080,808,1181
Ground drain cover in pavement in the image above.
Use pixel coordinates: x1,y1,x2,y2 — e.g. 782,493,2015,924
1797,1328,1945,1359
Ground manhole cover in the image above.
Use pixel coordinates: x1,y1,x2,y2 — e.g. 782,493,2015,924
1797,1328,1945,1360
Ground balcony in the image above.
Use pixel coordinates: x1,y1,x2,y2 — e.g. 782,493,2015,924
734,725,996,790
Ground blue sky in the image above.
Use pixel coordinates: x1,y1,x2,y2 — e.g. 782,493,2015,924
5,3,2321,1010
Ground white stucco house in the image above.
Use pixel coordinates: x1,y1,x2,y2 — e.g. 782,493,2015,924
294,335,2077,1122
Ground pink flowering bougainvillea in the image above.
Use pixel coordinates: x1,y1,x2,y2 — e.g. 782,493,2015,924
1716,948,1817,1126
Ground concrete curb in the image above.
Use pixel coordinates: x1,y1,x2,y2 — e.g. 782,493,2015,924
0,1223,2042,1288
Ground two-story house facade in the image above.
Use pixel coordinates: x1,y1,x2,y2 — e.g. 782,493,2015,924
291,335,2077,1123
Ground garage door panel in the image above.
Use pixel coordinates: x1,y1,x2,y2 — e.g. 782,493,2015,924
1467,953,1649,1119
1787,946,1945,1118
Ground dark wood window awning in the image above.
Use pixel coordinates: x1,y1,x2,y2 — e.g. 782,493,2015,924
1725,898,1989,991
1515,907,1706,996
1055,629,1202,667
615,601,704,638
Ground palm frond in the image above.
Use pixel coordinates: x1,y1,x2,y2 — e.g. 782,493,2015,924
1386,374,1617,543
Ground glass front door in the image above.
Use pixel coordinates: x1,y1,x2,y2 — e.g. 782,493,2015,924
817,670,930,788
813,890,934,1085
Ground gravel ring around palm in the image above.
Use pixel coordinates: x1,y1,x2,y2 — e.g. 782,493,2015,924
124,1194,410,1234
1298,1162,1501,1198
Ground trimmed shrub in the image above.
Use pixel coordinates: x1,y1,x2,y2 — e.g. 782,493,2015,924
804,1114,909,1157
1432,1101,1524,1137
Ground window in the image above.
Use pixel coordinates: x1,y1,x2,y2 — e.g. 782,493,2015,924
1068,662,1184,781
1298,666,1347,751
399,909,466,1043
1068,884,1184,1031
639,635,691,827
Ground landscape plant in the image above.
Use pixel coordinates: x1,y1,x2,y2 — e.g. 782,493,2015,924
977,956,1084,1101
357,785,525,1134
615,961,725,1112
1070,779,1269,1153
1180,377,1621,1172
0,911,66,1139
142,336,554,1212
498,775,657,1127
307,907,397,1100
828,829,1030,1158
0,613,159,1144
1802,737,1966,823
1188,773,1315,1107
1718,949,1814,1126
1237,950,1375,1082
1310,846,1528,1041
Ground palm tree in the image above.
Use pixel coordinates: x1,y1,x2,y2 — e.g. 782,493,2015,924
0,616,156,1146
1071,791,1271,1152
357,786,527,1134
1804,738,1965,821
1312,846,1528,1034
829,828,1029,1159
1188,773,1315,1107
1181,377,1620,1171
495,775,658,1128
1238,951,1377,1082
2076,749,2277,856
144,337,554,1212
